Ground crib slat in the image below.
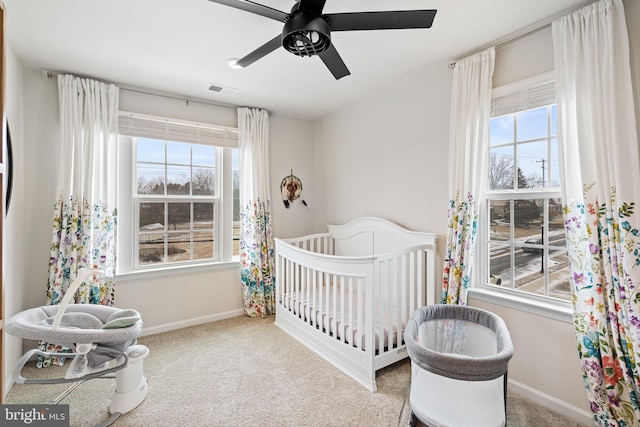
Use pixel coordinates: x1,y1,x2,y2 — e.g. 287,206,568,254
339,276,345,343
357,278,363,350
374,261,382,356
335,275,340,341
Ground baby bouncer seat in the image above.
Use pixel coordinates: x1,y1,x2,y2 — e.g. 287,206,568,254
6,268,149,426
404,304,514,427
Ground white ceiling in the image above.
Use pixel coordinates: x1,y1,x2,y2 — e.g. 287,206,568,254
6,0,590,121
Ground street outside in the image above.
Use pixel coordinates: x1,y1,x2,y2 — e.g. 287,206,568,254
489,221,571,301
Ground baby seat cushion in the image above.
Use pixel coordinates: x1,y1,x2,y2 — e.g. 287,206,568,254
6,304,143,369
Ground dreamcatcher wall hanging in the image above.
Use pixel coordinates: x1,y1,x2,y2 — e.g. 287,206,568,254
280,170,308,208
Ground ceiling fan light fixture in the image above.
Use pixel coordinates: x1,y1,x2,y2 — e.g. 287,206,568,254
282,15,331,57
226,57,243,69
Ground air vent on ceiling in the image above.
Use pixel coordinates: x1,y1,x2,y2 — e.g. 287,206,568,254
208,83,239,96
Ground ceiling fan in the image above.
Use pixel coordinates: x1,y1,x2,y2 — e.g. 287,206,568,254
208,0,437,80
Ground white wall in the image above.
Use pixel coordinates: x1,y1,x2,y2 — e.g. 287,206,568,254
269,114,315,239
3,43,26,396
312,62,451,300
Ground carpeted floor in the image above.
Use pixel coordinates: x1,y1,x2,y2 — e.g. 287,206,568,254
6,315,589,426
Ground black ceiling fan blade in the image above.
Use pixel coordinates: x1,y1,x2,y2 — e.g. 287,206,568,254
326,10,437,31
235,35,282,67
297,0,326,15
319,44,350,80
207,0,288,22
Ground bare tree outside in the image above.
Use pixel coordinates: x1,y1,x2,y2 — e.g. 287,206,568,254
137,176,166,195
489,152,514,190
192,168,216,195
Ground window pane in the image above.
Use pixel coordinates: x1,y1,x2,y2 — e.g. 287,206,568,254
549,196,565,229
489,147,514,190
233,149,240,256
167,202,191,263
549,248,571,300
489,200,510,240
167,141,191,165
140,202,165,229
139,199,165,265
488,243,511,288
139,232,165,265
192,167,216,196
489,115,514,146
551,105,557,137
193,145,216,167
194,231,214,260
168,203,190,230
194,203,214,260
549,138,560,188
167,165,191,195
137,138,165,163
167,232,191,262
513,198,542,241
514,251,543,295
194,202,214,224
137,164,165,194
517,141,547,189
517,107,547,141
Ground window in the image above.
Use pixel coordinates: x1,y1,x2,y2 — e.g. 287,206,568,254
117,112,239,273
479,73,570,302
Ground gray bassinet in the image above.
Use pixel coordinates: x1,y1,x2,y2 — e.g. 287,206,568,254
404,304,514,427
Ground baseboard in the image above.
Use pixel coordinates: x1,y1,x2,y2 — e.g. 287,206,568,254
139,309,244,337
508,379,593,425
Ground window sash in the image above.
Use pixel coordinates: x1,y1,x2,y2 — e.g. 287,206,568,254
134,198,220,267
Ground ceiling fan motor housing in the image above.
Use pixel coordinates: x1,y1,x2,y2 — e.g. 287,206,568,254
282,13,331,57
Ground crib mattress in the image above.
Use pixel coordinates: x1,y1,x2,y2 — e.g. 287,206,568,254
281,292,405,351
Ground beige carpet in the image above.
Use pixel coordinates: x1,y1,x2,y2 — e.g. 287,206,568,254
6,315,589,426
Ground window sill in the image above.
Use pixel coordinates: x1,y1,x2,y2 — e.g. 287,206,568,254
116,260,240,283
468,286,573,324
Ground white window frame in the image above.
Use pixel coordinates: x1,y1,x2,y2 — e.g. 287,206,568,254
116,112,239,277
469,72,573,323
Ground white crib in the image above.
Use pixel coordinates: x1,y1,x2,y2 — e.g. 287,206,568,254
274,217,437,391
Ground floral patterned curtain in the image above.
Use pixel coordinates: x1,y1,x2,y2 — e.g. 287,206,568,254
38,75,119,367
441,47,495,305
238,107,275,318
552,0,640,423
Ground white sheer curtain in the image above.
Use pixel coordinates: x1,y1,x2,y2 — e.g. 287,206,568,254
553,0,640,423
441,47,495,305
40,74,119,367
237,107,275,318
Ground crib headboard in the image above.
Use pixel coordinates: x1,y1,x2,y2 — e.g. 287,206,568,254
327,217,437,257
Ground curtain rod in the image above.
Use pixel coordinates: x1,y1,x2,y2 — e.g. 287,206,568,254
42,69,271,114
495,23,551,50
448,0,594,69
